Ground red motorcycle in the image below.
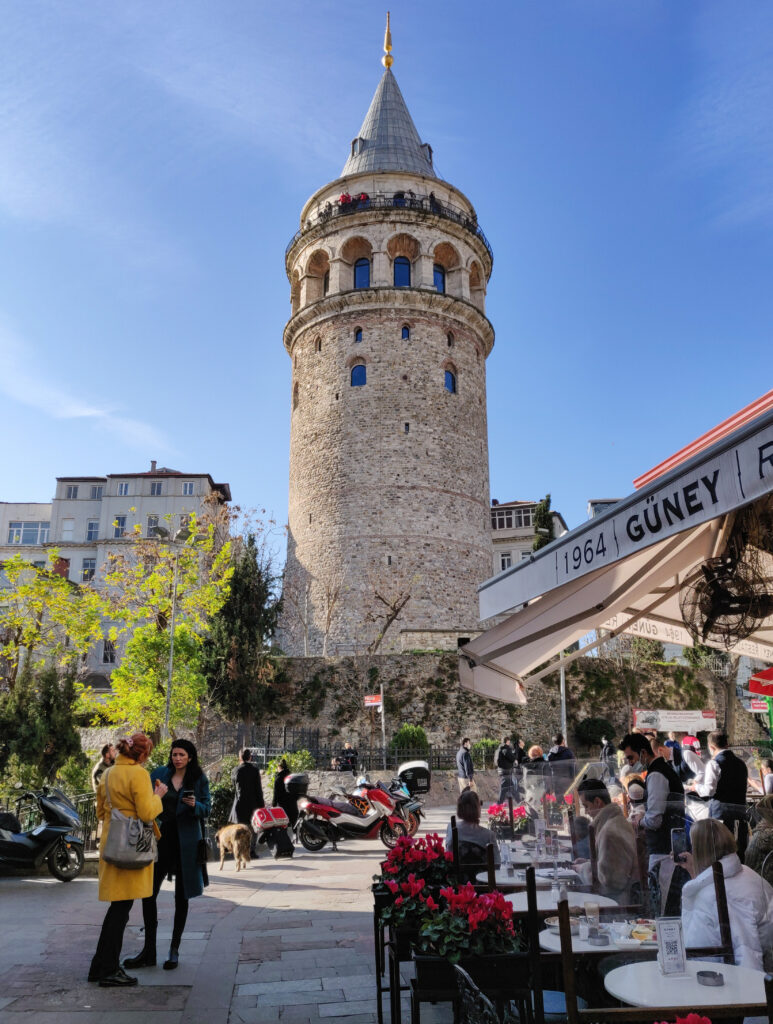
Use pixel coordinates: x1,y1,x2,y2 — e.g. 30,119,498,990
289,774,407,852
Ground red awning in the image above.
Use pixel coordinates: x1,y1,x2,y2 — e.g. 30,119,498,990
749,664,773,698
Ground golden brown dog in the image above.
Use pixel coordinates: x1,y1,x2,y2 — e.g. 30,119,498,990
216,824,252,871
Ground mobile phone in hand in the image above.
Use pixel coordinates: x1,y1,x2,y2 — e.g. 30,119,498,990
671,827,688,862
183,789,195,799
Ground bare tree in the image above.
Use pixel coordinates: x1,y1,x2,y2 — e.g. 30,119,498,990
319,567,348,657
282,572,313,656
364,556,420,654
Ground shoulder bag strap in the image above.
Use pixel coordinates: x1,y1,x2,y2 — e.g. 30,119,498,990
103,767,113,811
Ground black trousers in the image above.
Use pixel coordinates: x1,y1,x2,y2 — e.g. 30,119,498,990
90,900,133,979
140,832,189,953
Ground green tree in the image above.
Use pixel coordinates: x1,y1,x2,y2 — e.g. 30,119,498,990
0,667,83,779
532,494,555,551
79,512,233,737
390,723,429,752
630,636,665,664
0,554,104,690
203,533,283,724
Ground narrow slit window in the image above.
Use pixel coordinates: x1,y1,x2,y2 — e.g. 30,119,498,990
354,327,363,343
444,370,457,394
401,325,410,340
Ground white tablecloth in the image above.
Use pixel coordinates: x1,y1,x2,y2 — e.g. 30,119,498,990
504,891,618,913
604,959,767,1008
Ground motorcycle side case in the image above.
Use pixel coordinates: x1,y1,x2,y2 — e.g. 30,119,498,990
396,761,431,796
252,807,290,832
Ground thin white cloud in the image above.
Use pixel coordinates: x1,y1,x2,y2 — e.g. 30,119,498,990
0,321,174,453
678,7,773,228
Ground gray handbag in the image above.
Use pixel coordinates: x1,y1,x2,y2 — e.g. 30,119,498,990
101,767,158,870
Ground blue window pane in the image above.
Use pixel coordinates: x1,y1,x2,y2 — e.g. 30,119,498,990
351,364,367,387
355,328,363,343
444,370,457,394
393,192,406,207
354,258,370,289
401,325,410,340
433,264,446,293
393,257,411,288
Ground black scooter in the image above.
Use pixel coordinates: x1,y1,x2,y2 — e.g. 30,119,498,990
0,787,85,881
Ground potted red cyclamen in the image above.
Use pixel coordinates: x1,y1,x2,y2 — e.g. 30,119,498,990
486,802,529,839
373,832,455,909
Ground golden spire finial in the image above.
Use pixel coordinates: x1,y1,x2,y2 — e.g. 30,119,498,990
382,12,393,68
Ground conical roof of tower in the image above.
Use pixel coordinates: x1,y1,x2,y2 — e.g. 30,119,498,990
341,68,437,179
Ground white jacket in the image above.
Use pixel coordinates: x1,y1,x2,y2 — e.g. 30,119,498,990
681,852,773,970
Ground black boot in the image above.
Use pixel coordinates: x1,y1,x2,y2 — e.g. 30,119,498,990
163,946,179,970
123,947,156,969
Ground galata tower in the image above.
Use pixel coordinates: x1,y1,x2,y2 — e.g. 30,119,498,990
279,20,494,656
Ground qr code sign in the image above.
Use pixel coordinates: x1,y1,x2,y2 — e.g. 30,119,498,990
665,940,679,957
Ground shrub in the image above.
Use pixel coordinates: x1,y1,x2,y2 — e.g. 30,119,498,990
264,749,315,791
55,752,92,797
574,717,615,748
390,724,429,753
471,738,498,769
209,781,234,831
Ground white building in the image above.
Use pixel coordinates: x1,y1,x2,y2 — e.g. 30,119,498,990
490,499,568,576
0,462,230,687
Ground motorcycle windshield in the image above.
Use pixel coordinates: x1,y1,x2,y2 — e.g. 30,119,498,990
40,794,80,829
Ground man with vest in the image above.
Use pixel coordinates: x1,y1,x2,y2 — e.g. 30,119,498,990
687,730,749,857
620,732,687,914
494,736,517,803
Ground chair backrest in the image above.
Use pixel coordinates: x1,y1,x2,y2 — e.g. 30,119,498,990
454,964,500,1024
524,865,546,1024
486,842,496,891
457,840,488,884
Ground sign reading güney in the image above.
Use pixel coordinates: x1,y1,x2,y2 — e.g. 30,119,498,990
553,418,773,586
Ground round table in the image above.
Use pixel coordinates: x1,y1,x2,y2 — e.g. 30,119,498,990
504,891,618,913
476,867,579,886
604,959,767,1009
538,929,655,955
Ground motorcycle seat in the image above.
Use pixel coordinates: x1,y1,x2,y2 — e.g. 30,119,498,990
330,800,366,818
0,812,21,834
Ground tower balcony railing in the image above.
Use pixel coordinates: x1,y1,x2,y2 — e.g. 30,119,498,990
286,189,493,264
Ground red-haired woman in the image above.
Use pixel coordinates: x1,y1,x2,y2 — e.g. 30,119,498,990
88,732,167,987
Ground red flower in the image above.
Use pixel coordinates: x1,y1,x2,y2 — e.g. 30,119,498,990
424,896,439,911
385,880,398,893
394,896,404,907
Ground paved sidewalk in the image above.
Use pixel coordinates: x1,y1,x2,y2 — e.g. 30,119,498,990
0,808,456,1023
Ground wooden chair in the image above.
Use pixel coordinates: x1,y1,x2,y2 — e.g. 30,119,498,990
556,897,773,1023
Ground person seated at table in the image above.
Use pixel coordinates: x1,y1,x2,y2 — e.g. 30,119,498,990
751,757,773,796
445,790,500,881
679,818,773,971
576,779,638,905
745,794,773,888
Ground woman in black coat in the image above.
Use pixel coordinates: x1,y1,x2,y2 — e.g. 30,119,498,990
272,759,298,826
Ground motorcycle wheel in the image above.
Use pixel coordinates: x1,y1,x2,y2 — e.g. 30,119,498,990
298,821,327,852
47,839,84,881
379,820,407,849
405,811,421,837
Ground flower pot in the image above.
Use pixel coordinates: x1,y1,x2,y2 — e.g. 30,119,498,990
412,950,528,996
388,925,420,960
372,883,396,913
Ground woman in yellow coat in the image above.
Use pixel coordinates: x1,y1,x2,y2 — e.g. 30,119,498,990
88,732,167,987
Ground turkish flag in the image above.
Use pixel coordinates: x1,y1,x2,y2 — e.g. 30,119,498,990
748,664,773,698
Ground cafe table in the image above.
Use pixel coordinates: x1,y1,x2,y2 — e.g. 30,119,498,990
604,959,768,1010
538,929,656,955
476,867,580,887
504,891,618,913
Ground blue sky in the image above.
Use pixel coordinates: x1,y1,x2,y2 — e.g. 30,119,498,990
1,1,771,546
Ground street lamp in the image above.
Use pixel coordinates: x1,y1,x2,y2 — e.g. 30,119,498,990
151,524,192,739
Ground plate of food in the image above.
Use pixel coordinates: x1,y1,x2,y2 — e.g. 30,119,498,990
630,919,657,944
544,915,579,935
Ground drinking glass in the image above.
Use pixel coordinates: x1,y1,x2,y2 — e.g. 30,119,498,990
584,901,600,929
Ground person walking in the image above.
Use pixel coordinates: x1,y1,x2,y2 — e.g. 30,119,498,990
230,749,264,855
124,739,211,973
91,743,115,792
456,737,476,793
88,733,165,987
687,730,749,857
547,732,575,793
272,758,299,827
494,736,516,803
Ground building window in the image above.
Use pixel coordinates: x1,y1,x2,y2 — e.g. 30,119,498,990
147,515,159,537
86,520,99,542
65,485,78,500
433,264,446,294
315,338,322,353
90,485,103,500
354,258,370,289
117,482,129,496
521,551,531,561
182,481,194,496
61,518,74,541
293,382,299,410
500,552,512,571
113,516,127,539
447,332,454,347
393,256,411,287
444,370,457,394
404,422,410,434
490,507,536,530
354,327,363,343
81,558,96,582
393,191,406,207
323,270,329,295
8,521,51,545
102,639,116,664
401,325,410,340
351,363,366,387
32,560,45,569
150,481,163,496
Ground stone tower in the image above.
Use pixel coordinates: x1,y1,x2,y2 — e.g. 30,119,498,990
279,27,494,656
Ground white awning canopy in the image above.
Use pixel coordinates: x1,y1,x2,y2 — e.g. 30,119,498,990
461,407,773,702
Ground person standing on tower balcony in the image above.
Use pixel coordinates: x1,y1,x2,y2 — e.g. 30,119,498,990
456,737,476,793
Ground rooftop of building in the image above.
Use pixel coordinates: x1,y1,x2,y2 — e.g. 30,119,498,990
56,463,231,501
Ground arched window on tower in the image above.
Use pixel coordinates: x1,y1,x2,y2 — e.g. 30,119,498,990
401,325,410,340
433,264,446,294
394,256,411,288
351,363,367,387
444,369,457,394
354,327,363,343
354,258,370,289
